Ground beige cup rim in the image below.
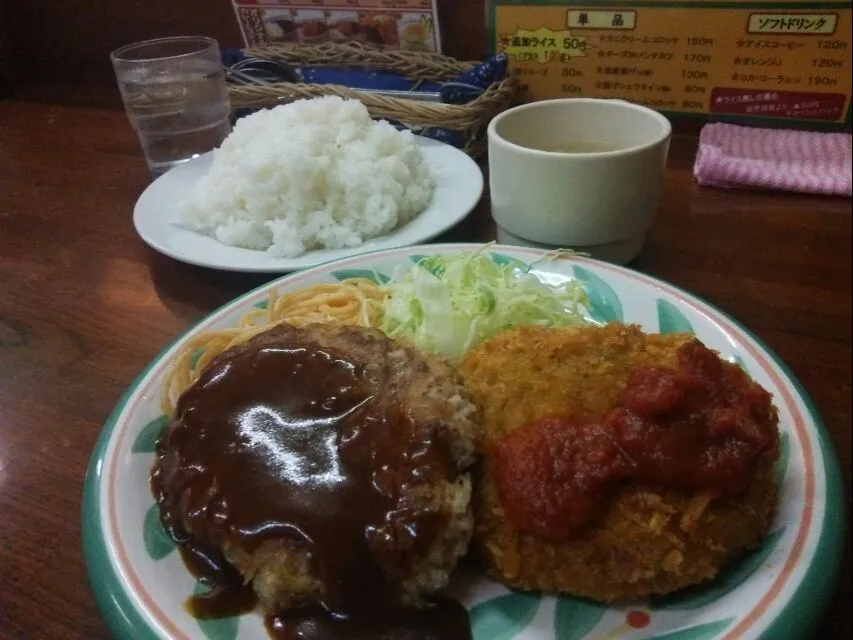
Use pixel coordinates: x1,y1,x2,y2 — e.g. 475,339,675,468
110,36,219,64
488,98,673,158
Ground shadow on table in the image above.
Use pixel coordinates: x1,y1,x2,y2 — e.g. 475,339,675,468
146,249,277,321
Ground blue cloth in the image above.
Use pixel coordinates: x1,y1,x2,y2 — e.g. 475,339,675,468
440,53,508,104
298,54,508,105
299,68,443,94
224,50,508,149
222,48,247,67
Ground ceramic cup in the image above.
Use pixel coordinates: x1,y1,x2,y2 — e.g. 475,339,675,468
487,98,672,264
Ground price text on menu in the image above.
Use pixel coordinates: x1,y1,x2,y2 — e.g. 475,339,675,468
489,0,852,124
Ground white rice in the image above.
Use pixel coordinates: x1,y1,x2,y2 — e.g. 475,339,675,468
177,96,434,258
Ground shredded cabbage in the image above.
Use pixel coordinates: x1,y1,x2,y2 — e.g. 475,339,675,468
379,247,591,359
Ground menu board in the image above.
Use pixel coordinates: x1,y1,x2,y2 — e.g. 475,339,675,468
488,0,852,125
232,0,441,53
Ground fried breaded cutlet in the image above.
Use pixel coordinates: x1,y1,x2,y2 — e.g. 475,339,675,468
459,324,779,603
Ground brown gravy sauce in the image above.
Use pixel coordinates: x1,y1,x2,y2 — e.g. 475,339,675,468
267,597,471,640
150,340,470,639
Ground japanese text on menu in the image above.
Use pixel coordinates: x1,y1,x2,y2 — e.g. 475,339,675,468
492,1,851,123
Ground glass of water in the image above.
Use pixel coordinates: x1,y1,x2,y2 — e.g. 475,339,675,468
111,36,232,178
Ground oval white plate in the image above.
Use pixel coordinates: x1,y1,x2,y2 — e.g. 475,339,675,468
82,244,844,640
133,137,484,272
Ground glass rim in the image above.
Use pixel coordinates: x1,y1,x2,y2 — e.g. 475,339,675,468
110,36,219,64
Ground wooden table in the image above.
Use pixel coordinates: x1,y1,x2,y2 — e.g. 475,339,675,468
0,100,849,639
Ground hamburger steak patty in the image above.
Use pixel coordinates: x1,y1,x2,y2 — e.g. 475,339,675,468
152,323,481,617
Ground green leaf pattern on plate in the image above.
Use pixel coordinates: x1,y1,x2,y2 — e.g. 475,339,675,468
657,299,695,335
131,415,168,454
775,432,791,486
491,252,529,271
642,617,733,640
650,528,785,611
554,597,606,640
408,253,445,277
142,504,175,561
470,592,542,640
253,299,269,310
122,255,802,640
572,266,624,324
331,269,390,285
193,584,240,640
189,347,206,371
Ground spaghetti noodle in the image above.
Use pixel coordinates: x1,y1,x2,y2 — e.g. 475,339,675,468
160,279,385,415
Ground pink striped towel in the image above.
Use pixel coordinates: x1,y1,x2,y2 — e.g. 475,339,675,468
694,123,852,197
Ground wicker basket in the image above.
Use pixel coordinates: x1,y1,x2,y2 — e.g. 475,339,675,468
227,42,519,158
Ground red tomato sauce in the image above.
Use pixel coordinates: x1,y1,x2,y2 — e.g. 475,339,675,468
492,340,779,541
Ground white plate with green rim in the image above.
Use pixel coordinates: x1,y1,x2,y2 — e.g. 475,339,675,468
132,137,483,273
82,243,845,640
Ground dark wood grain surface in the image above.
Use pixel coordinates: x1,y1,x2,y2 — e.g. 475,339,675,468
0,100,849,639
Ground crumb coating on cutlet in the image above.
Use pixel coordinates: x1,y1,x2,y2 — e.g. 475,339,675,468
459,324,778,602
